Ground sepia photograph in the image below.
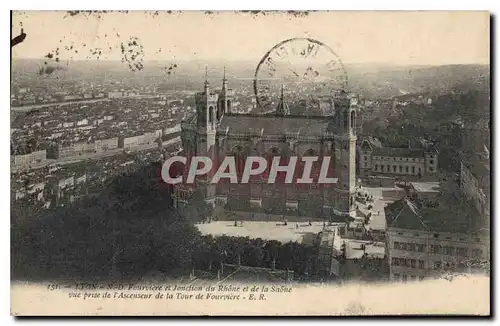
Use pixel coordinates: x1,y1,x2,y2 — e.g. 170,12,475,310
9,10,491,316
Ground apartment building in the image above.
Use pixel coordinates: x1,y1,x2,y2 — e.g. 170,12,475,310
11,150,47,169
460,156,490,221
385,198,489,282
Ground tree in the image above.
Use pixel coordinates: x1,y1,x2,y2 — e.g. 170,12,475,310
11,162,202,281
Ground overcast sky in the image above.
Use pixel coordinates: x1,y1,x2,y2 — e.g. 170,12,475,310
12,11,490,65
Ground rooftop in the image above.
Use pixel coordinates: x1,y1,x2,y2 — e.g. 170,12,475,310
372,147,425,158
385,196,485,234
345,240,385,260
217,114,334,137
410,181,440,193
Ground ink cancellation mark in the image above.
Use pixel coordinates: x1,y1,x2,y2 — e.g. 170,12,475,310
253,38,348,110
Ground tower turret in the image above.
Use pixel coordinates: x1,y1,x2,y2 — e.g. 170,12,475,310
332,90,357,217
218,66,234,115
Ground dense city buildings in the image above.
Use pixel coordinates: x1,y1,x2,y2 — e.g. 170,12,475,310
11,59,490,286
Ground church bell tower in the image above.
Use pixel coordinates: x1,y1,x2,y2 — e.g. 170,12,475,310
334,91,357,217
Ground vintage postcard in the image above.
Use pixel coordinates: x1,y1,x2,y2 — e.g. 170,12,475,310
10,11,490,316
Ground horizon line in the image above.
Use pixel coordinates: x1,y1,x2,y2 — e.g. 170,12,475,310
11,58,490,67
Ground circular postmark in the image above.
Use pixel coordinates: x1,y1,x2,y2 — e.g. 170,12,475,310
253,38,348,113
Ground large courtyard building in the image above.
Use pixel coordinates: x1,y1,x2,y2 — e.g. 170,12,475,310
359,138,438,179
174,72,358,219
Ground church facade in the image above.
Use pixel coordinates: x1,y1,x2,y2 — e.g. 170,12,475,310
173,72,358,220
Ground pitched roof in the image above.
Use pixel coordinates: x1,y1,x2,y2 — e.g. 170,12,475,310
217,114,336,137
385,198,429,231
385,197,483,234
360,137,383,151
372,147,425,158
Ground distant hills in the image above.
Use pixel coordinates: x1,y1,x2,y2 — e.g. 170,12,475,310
11,59,489,99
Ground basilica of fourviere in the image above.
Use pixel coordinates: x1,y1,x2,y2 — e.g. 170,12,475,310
173,71,358,221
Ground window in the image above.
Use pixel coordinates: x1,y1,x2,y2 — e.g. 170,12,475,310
393,157,396,161
429,167,434,172
399,165,403,173
443,246,455,255
387,165,390,172
394,241,400,250
431,245,441,254
364,155,368,161
416,244,426,252
472,249,483,257
434,261,442,269
393,165,397,172
419,276,425,281
457,247,468,257
407,243,416,251
410,259,417,268
411,166,415,174
394,273,401,281
364,163,367,168
400,242,407,251
405,166,409,173
402,275,408,283
430,160,434,165
374,164,378,171
418,260,425,269
433,233,440,238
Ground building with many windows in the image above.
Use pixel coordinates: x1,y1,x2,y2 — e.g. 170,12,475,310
359,138,438,179
385,197,489,282
460,153,490,221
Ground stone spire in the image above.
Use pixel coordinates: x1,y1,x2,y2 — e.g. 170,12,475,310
275,84,291,116
204,66,210,91
221,66,227,92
